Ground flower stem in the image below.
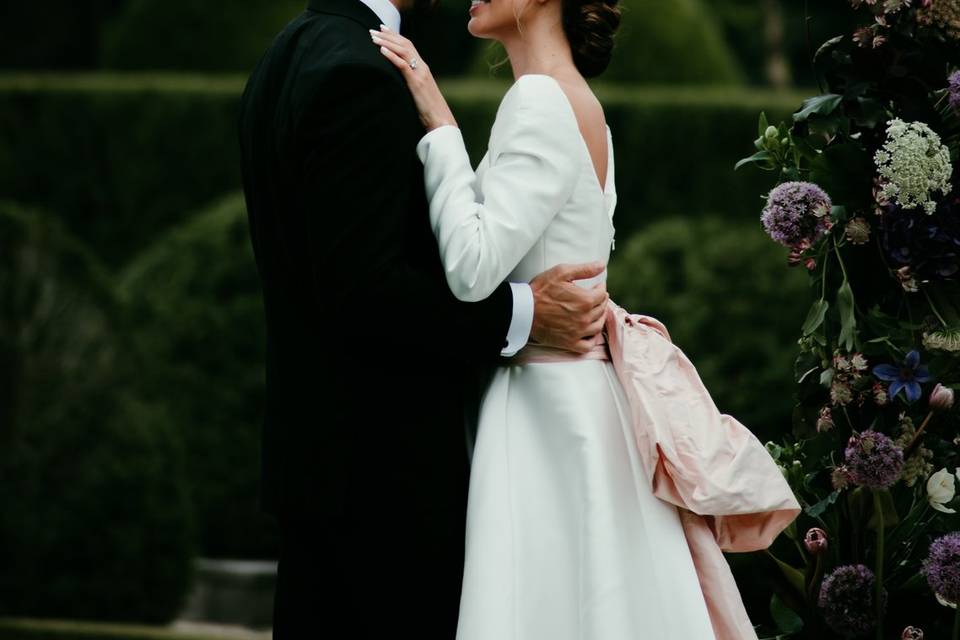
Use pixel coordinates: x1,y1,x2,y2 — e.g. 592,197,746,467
921,285,949,328
832,233,849,282
903,411,934,460
873,488,885,640
953,602,959,640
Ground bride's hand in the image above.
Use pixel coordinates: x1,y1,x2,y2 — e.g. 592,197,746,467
370,26,457,132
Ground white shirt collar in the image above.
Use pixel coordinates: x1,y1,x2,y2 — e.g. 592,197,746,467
357,0,401,32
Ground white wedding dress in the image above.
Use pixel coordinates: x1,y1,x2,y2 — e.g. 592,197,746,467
416,73,717,640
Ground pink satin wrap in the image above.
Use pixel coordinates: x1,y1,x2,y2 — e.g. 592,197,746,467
507,299,802,640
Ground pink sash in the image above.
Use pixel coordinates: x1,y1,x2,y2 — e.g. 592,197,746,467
505,300,801,640
602,299,801,640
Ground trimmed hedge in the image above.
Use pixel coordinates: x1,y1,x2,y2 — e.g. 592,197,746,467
0,619,224,640
607,214,811,444
0,73,808,266
472,0,743,85
118,193,278,560
0,202,194,624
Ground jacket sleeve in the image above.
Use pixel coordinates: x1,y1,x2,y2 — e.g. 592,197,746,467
415,77,581,302
294,61,514,362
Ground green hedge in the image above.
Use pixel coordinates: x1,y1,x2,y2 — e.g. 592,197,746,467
0,619,222,640
0,73,808,266
472,0,743,85
607,214,811,444
118,193,279,559
0,203,194,624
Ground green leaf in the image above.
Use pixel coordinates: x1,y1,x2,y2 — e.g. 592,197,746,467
805,489,840,518
768,551,806,596
837,278,857,351
759,111,770,139
770,592,805,634
801,299,829,336
735,150,774,171
793,94,843,122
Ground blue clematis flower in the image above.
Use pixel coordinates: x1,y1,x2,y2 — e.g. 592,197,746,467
872,349,934,403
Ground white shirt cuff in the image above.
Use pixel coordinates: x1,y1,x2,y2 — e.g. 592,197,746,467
501,282,534,357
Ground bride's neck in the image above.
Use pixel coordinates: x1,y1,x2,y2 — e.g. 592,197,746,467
500,22,577,80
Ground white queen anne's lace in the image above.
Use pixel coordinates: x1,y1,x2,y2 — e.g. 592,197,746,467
873,118,953,215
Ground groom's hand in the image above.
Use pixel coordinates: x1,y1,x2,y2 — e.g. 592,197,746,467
529,262,609,354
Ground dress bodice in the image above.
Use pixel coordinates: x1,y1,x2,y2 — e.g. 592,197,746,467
416,73,617,301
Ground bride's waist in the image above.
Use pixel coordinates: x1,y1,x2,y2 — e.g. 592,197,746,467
507,335,610,365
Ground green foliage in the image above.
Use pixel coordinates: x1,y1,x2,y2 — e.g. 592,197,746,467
0,75,808,267
0,202,194,624
101,0,305,72
607,214,810,443
471,0,744,85
118,193,278,559
0,618,219,640
0,76,244,267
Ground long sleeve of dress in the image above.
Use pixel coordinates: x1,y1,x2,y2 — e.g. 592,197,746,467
415,75,583,302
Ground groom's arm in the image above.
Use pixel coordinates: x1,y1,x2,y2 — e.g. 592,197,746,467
294,61,520,362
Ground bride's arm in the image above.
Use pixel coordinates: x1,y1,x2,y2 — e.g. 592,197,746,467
416,100,579,302
372,30,580,301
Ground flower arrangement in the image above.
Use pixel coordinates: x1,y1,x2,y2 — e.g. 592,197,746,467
737,1,960,638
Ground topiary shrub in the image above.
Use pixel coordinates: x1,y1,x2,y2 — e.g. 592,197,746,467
0,201,194,624
118,192,278,559
470,0,744,84
607,214,810,443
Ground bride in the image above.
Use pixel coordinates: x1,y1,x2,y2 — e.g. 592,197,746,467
371,0,721,638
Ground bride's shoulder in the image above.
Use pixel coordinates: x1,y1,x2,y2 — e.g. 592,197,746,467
499,74,567,113
493,74,576,139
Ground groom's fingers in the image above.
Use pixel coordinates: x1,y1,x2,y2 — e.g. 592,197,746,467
552,261,605,283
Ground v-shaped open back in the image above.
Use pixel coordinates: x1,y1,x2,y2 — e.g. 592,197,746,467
531,74,611,196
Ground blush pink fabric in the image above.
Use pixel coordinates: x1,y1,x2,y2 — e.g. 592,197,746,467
509,299,802,639
602,299,802,640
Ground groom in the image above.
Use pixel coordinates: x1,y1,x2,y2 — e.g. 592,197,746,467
238,0,608,636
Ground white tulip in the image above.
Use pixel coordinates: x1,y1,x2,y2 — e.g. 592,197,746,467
926,467,958,514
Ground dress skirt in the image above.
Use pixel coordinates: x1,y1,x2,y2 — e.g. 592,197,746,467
456,359,718,640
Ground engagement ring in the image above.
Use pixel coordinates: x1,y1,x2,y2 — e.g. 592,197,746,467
409,57,418,70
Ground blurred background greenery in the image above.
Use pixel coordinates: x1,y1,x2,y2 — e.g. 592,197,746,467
0,0,856,636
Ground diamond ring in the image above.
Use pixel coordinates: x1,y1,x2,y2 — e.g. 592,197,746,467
408,57,418,70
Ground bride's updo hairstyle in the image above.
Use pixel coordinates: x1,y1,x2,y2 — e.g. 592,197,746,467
560,0,621,78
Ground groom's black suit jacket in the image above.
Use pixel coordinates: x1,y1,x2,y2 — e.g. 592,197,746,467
238,0,514,525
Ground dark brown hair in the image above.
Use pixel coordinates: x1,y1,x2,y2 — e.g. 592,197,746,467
560,0,621,78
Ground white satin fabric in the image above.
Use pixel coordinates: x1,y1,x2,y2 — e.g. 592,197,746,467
417,73,718,639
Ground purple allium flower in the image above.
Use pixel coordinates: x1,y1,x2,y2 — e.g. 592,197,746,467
872,350,935,403
949,71,960,111
818,564,886,637
761,181,833,247
844,429,904,489
921,532,960,605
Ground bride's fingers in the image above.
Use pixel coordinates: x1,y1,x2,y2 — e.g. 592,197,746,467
377,44,413,77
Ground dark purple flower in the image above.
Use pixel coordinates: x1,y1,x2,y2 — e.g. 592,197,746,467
761,181,833,247
877,197,960,281
872,350,934,403
949,70,960,111
844,429,904,489
921,531,960,606
818,564,886,638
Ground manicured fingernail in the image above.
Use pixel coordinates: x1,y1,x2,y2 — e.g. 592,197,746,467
372,35,382,43
380,24,390,31
380,46,388,54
